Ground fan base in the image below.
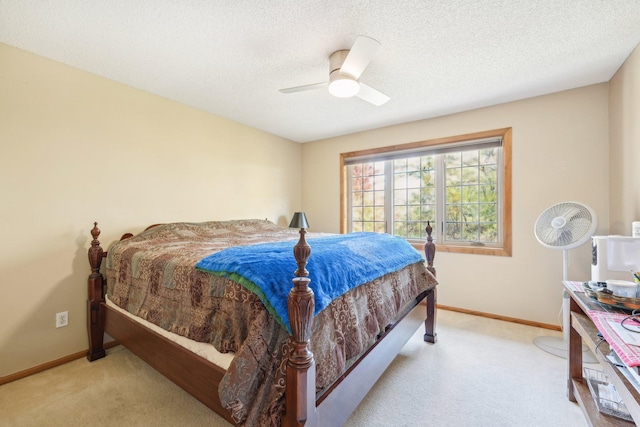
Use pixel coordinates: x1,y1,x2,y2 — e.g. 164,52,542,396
534,336,598,363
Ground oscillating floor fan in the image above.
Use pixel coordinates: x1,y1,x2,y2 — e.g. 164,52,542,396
534,201,598,361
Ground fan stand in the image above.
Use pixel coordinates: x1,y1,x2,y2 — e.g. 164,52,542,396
534,249,598,363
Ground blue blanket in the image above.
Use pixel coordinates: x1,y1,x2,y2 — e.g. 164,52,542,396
195,232,424,333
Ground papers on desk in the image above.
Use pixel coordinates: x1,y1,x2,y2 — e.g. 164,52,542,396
587,310,640,367
607,350,640,393
605,320,640,393
563,280,585,293
608,320,640,347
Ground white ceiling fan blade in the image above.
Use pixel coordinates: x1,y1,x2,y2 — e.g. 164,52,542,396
279,82,328,94
357,82,390,106
340,36,380,80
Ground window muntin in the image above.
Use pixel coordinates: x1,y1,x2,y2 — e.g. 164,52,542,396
341,128,512,256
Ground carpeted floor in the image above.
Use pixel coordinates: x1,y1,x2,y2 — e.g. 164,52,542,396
0,310,588,426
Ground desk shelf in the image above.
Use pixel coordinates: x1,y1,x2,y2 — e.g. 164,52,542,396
565,283,640,426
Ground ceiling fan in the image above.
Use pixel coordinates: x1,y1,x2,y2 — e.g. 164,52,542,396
279,36,390,106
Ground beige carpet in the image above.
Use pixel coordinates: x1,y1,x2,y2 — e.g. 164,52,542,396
0,310,588,426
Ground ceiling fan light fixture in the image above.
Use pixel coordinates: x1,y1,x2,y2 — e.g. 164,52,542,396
280,37,388,105
328,72,360,98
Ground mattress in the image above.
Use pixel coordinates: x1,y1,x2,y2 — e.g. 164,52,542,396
105,296,234,369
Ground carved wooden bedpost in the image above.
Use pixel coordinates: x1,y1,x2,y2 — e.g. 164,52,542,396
87,222,106,361
284,213,318,427
424,221,436,277
424,221,437,343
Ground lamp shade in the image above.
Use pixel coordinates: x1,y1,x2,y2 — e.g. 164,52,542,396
289,212,310,229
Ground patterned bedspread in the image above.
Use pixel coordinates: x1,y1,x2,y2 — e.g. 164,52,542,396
105,219,438,426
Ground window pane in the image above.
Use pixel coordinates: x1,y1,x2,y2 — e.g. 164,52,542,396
374,174,385,190
353,176,364,190
407,157,421,172
461,185,478,203
407,171,421,188
462,167,478,184
352,206,363,221
479,165,497,185
480,223,498,242
394,221,407,236
374,190,385,205
479,203,496,221
393,158,407,172
421,207,435,223
446,186,461,203
421,169,435,188
407,188,420,204
363,191,374,206
421,187,435,204
407,221,421,238
408,205,421,221
446,222,461,240
421,155,435,170
462,204,478,222
479,148,497,165
394,189,407,205
462,223,479,241
374,206,385,222
363,206,374,221
445,167,461,186
394,205,407,221
362,176,373,191
446,205,461,222
374,161,385,175
479,185,497,202
444,153,461,168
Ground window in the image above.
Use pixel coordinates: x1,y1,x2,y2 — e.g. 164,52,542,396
340,128,512,256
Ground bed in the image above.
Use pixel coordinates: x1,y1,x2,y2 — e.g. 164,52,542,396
86,219,438,426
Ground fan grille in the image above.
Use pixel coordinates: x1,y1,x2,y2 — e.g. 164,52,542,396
534,202,597,249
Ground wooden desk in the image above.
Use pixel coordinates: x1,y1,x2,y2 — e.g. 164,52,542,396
564,281,640,426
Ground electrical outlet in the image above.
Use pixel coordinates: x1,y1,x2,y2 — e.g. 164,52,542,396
56,311,69,328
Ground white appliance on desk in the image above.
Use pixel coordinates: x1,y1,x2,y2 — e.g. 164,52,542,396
591,235,640,282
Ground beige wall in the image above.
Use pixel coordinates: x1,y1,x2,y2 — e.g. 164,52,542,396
301,85,610,327
0,43,301,378
609,44,640,235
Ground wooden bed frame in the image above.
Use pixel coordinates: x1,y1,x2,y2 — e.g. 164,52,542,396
87,222,437,427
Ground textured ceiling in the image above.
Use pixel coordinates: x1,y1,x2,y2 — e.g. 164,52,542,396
2,1,640,143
